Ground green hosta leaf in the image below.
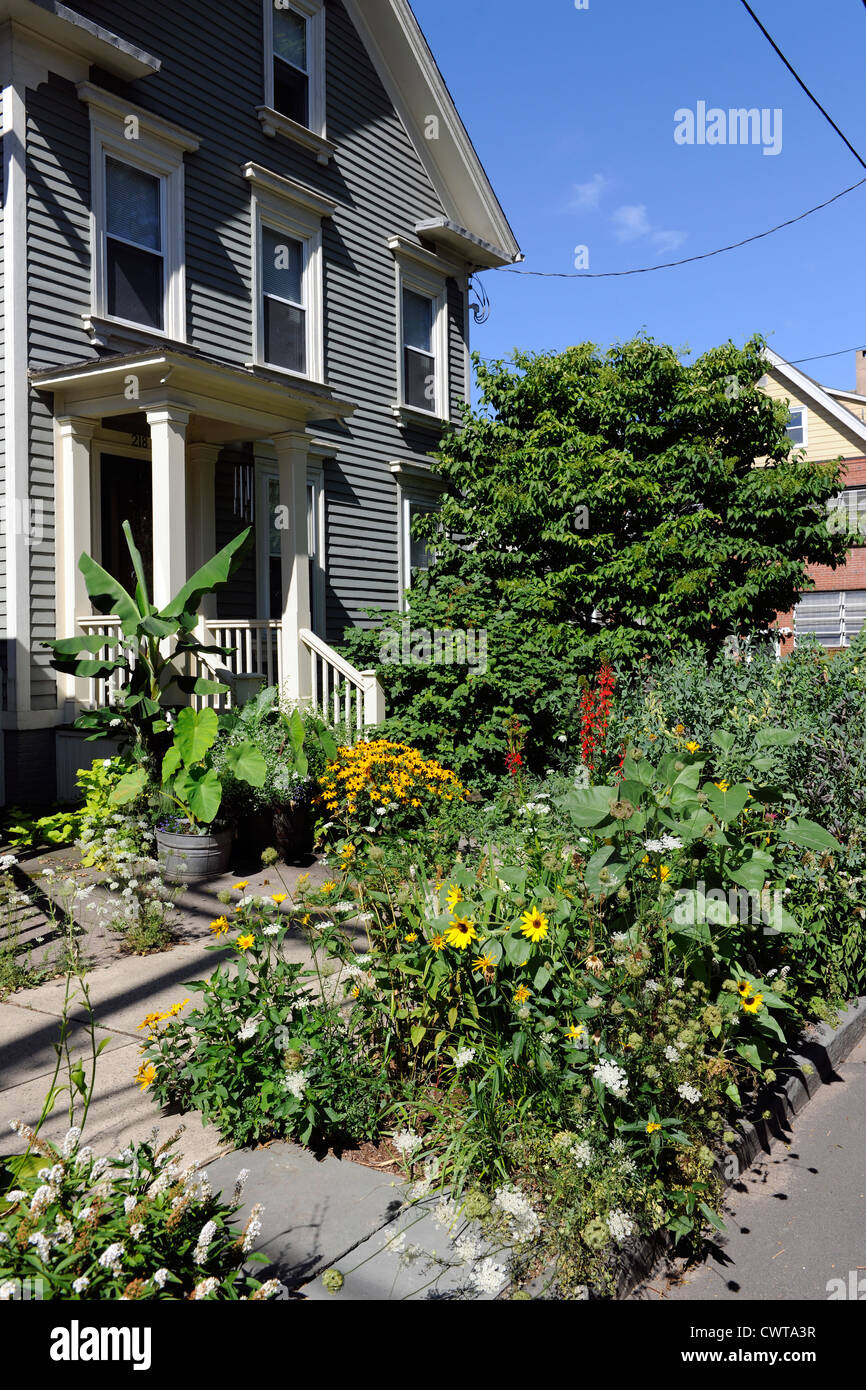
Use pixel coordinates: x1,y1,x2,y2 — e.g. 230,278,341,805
705,783,751,824
224,742,268,788
173,706,219,766
782,817,843,853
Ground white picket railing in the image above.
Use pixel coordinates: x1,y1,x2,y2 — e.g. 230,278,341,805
77,616,128,709
76,618,385,733
205,620,283,690
300,627,385,734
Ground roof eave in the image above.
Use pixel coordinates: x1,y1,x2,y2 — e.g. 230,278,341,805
1,0,160,78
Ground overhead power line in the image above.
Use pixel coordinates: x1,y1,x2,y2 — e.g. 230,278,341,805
737,0,866,170
495,2,866,281
495,177,866,279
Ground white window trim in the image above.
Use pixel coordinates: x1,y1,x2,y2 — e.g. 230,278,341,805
391,463,443,606
244,164,331,383
389,237,455,424
78,83,199,343
256,459,327,631
786,404,808,448
259,0,332,160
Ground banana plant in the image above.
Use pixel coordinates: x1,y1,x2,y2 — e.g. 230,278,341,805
45,522,253,781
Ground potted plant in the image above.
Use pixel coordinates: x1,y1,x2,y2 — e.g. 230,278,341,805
112,707,267,881
217,690,338,863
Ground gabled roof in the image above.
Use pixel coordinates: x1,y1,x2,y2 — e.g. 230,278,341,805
763,347,866,452
341,0,522,269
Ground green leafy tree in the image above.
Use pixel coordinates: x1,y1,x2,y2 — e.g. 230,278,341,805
343,336,847,785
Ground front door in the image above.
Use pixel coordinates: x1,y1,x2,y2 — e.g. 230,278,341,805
100,454,153,598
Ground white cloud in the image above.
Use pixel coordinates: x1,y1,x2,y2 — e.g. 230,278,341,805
570,173,609,210
612,203,652,241
611,203,685,254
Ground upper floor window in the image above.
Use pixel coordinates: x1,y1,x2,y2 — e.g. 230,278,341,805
259,1,333,161
244,163,334,382
78,83,199,342
273,4,310,126
389,237,452,424
402,289,437,412
106,158,165,329
261,225,307,374
786,407,807,446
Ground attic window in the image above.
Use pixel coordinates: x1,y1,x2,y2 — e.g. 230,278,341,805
786,407,806,446
259,0,334,161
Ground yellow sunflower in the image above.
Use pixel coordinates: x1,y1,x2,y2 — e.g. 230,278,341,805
520,907,549,944
444,916,478,950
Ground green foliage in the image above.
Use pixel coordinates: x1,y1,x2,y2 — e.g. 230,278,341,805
142,897,387,1149
214,688,340,816
0,1129,276,1300
343,336,847,785
45,522,253,781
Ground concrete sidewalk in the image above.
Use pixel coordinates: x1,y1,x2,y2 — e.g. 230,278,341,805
636,1031,866,1302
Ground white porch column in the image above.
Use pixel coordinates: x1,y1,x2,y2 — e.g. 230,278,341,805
186,443,220,620
273,431,312,703
55,416,96,709
147,406,191,610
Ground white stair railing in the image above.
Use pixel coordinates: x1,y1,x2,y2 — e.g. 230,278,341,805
300,628,385,735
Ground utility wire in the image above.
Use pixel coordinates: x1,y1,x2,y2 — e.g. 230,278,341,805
495,178,866,278
495,2,866,280
737,0,866,170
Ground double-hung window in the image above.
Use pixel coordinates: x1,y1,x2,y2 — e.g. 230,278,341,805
402,289,436,412
262,226,307,374
259,1,332,160
79,83,199,342
273,4,310,126
389,237,452,423
786,407,807,446
244,163,333,382
105,158,165,330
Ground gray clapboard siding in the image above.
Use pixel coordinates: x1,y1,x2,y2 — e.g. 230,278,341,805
23,0,470,682
26,75,94,709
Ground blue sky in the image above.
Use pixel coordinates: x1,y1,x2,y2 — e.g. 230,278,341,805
411,0,866,394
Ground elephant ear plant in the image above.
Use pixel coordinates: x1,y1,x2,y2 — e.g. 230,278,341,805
45,521,253,782
113,706,267,833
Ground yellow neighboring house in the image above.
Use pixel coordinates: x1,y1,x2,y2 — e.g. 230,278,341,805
759,348,866,653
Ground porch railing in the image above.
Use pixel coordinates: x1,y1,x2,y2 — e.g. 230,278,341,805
300,627,385,734
204,620,283,691
76,618,385,734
